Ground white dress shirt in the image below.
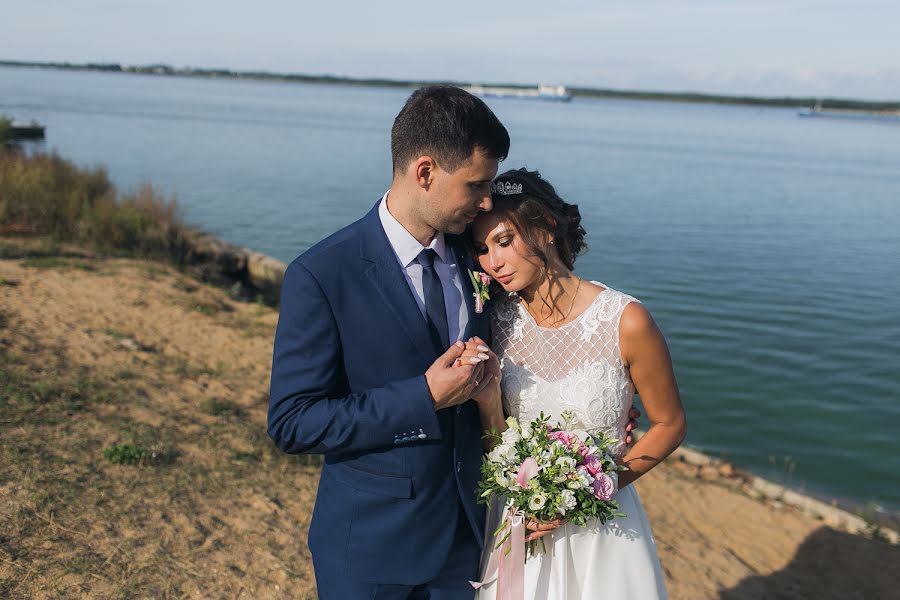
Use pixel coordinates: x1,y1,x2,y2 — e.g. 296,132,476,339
378,191,469,345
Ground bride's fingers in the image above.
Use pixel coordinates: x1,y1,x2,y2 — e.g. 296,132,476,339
526,518,564,531
471,373,494,396
458,349,490,364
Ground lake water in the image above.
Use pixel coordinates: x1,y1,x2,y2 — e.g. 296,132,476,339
2,66,899,513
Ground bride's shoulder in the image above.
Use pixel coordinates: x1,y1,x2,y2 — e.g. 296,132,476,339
585,281,642,316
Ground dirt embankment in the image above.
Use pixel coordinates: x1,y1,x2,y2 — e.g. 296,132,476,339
1,236,897,599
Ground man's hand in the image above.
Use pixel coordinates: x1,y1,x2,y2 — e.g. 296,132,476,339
425,341,484,410
625,407,641,445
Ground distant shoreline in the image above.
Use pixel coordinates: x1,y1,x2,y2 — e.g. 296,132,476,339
3,58,900,113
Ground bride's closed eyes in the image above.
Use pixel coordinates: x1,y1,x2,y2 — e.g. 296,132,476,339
473,236,513,256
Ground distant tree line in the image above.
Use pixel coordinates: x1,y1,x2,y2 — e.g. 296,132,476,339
2,59,898,112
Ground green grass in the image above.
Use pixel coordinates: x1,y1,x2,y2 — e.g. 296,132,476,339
103,443,147,465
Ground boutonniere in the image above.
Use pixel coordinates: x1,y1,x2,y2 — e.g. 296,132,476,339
468,269,492,314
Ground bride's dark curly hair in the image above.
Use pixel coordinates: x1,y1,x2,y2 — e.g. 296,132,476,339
486,168,587,272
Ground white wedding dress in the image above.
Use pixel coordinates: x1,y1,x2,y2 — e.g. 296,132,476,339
476,283,667,600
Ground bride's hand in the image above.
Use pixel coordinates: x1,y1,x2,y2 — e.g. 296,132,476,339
454,339,491,367
456,337,500,401
525,517,566,542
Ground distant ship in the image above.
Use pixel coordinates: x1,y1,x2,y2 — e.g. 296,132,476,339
798,103,900,123
466,84,572,102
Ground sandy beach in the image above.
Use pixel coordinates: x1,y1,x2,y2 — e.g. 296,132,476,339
1,235,897,599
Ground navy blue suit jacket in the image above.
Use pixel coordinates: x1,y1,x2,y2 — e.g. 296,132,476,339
268,201,490,585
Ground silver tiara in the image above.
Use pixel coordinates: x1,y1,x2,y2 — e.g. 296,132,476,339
492,181,524,195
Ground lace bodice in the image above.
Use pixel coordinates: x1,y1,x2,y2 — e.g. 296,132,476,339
491,282,640,459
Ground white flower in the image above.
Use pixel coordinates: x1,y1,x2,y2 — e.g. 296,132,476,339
559,489,577,515
528,493,547,511
489,443,517,465
521,426,533,441
495,473,512,488
505,416,520,432
575,466,594,488
501,427,521,445
555,456,576,473
566,478,582,490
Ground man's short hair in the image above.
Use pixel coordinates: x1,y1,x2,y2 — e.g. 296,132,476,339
391,85,510,174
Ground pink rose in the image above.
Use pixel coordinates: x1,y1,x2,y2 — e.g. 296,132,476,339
548,431,574,446
592,473,616,501
479,272,492,286
578,444,591,457
516,457,539,488
584,454,602,476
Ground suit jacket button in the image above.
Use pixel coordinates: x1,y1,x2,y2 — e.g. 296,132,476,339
418,433,427,439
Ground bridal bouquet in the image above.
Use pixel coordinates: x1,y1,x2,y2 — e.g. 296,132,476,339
477,411,627,557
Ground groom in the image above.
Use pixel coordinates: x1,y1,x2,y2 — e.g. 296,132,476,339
268,85,510,598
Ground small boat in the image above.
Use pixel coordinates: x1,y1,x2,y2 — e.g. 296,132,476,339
467,84,572,102
5,120,46,139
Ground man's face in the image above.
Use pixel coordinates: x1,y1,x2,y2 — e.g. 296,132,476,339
422,148,499,235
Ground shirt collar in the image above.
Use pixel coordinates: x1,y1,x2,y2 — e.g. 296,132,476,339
378,191,449,267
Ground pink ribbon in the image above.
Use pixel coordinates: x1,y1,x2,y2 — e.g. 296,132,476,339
470,507,525,600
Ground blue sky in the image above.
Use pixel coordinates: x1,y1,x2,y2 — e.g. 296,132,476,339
2,1,898,100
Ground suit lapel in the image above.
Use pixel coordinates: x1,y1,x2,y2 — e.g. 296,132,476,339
360,203,437,360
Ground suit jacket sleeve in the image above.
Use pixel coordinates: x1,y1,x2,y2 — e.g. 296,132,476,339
267,260,442,455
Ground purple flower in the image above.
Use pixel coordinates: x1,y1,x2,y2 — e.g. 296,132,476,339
584,454,602,476
592,473,616,501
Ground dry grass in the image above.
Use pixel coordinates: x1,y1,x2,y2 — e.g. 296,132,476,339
0,236,318,599
1,235,897,599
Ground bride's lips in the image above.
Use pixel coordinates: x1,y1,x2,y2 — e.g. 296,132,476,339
495,273,514,285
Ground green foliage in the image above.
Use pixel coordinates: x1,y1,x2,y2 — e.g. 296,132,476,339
0,149,192,263
103,443,146,464
0,115,12,139
102,439,177,466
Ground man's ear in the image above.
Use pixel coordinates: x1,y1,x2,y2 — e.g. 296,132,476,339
414,156,437,190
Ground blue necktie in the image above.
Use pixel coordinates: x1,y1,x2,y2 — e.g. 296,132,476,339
418,248,450,352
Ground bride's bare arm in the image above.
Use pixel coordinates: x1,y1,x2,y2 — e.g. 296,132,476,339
456,337,507,451
617,302,687,489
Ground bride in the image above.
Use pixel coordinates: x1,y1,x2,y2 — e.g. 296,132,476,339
460,168,686,599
